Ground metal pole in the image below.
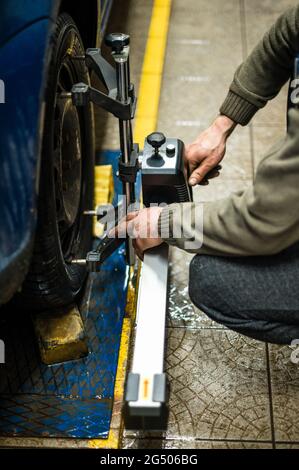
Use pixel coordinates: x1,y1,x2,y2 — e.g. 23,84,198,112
112,42,136,265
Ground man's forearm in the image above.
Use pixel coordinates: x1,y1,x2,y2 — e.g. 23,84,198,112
220,5,299,126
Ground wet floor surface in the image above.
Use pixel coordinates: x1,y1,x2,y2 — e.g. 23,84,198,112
119,0,299,449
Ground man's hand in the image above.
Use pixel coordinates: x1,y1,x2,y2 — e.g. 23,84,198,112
112,206,163,260
185,115,236,186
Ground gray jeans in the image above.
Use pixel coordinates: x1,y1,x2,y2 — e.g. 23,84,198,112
189,242,299,344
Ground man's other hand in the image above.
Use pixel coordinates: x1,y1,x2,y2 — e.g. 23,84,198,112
185,115,236,186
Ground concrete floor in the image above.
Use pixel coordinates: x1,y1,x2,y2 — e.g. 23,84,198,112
100,0,299,449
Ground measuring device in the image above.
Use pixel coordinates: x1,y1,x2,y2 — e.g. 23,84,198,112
68,33,193,430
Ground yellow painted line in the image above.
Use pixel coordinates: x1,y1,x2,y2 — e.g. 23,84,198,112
113,317,132,398
89,0,172,449
88,315,133,449
134,0,172,146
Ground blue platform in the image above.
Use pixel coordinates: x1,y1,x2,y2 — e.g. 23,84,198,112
0,150,138,439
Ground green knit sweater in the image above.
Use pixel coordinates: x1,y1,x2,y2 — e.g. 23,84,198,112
159,5,299,256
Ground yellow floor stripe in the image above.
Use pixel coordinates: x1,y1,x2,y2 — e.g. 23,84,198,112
89,0,172,449
134,0,172,146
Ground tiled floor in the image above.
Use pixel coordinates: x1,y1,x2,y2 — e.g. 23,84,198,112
118,0,299,449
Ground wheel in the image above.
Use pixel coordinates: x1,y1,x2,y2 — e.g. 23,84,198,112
20,13,94,310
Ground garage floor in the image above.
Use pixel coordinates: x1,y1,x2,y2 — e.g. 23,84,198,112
97,0,299,449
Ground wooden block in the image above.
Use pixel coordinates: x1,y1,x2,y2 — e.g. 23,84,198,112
94,164,114,206
33,304,88,365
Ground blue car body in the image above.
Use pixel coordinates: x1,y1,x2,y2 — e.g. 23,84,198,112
0,0,113,305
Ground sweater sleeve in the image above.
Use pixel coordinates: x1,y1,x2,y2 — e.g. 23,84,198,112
220,5,299,125
158,109,299,257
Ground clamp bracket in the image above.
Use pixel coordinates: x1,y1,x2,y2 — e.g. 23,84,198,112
71,82,136,120
118,144,140,184
70,47,136,120
85,48,117,92
72,233,125,272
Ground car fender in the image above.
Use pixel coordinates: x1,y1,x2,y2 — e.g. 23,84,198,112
0,18,53,304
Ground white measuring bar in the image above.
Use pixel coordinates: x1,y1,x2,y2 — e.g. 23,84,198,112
125,244,169,425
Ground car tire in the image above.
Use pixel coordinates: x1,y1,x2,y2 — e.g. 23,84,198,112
20,13,94,310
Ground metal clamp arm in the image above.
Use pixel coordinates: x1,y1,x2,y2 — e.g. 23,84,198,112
71,82,136,120
85,48,117,92
72,233,125,272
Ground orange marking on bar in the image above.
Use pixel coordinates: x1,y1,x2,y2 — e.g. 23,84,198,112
143,379,149,399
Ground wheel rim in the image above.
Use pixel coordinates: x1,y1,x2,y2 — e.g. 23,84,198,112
54,61,83,263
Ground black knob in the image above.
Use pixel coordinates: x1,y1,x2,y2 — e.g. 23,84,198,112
105,33,130,52
147,132,166,154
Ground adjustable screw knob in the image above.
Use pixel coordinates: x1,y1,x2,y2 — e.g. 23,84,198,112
147,132,166,156
105,33,130,52
166,144,175,157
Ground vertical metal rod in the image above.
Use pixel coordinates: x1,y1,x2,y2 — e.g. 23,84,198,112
114,50,135,265
126,56,134,166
